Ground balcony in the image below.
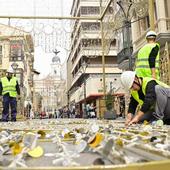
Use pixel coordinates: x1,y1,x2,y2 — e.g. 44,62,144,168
133,18,170,52
117,47,133,65
156,18,170,46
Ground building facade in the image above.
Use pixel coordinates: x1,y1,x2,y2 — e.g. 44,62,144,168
67,0,124,118
131,0,170,84
115,0,170,114
116,0,170,84
0,23,34,115
34,53,67,116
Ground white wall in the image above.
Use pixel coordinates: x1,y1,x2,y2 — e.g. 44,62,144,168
70,74,125,103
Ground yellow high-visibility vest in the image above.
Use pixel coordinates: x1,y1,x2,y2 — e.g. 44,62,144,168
135,43,160,79
1,76,17,97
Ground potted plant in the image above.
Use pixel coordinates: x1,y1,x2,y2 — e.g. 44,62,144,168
104,93,117,119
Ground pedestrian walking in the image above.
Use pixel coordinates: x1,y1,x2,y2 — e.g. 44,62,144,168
0,68,20,122
89,103,96,118
26,102,32,118
120,71,170,126
30,109,34,119
135,30,160,79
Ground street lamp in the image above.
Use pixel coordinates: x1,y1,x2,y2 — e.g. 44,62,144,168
116,0,149,70
81,60,88,118
117,0,133,70
11,62,19,76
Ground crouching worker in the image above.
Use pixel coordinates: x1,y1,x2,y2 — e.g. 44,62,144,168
120,71,170,126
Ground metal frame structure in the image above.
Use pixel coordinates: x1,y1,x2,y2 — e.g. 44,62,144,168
1,1,170,170
0,0,155,103
0,0,113,99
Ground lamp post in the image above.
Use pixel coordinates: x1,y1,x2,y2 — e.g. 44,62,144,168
11,62,19,76
116,0,149,70
148,0,155,31
81,60,88,118
117,0,133,70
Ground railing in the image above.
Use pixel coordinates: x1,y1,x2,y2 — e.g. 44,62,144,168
88,64,118,67
117,47,133,64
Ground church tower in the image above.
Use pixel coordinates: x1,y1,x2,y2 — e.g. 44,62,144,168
50,49,61,79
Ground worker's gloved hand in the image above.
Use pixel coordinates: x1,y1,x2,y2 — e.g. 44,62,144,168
125,113,133,126
128,115,140,126
128,111,144,126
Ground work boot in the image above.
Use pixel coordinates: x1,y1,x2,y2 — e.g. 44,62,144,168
0,119,8,122
164,119,170,125
11,118,16,122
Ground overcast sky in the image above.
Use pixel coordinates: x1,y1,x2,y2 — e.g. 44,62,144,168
0,0,73,78
0,0,72,16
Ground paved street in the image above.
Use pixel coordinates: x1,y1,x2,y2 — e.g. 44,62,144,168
0,119,170,169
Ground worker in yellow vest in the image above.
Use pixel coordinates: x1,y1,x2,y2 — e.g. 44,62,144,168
135,30,160,79
0,68,20,122
120,71,170,126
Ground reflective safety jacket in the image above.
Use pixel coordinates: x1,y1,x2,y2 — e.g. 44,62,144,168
1,77,17,97
131,77,169,106
135,43,160,79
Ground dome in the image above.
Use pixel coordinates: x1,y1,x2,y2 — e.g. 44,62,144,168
52,56,61,63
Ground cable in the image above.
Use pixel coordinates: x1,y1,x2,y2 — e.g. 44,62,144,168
111,15,148,32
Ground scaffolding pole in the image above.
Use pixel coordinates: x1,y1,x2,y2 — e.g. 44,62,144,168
0,15,100,20
149,0,155,30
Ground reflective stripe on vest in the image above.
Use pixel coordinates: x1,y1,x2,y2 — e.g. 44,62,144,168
1,77,17,97
135,43,160,79
131,77,169,106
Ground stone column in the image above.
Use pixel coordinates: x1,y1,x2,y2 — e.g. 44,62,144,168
131,16,140,51
156,0,167,32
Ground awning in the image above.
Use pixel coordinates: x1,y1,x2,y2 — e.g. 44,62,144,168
78,93,125,104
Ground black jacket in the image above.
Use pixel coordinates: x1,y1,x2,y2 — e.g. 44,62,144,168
128,79,158,114
148,44,159,68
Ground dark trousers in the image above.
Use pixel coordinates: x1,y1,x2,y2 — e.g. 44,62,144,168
139,85,170,124
2,95,17,121
154,85,170,119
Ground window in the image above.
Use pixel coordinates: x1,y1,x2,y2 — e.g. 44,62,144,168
80,6,100,15
10,40,24,61
82,22,100,31
139,16,150,34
